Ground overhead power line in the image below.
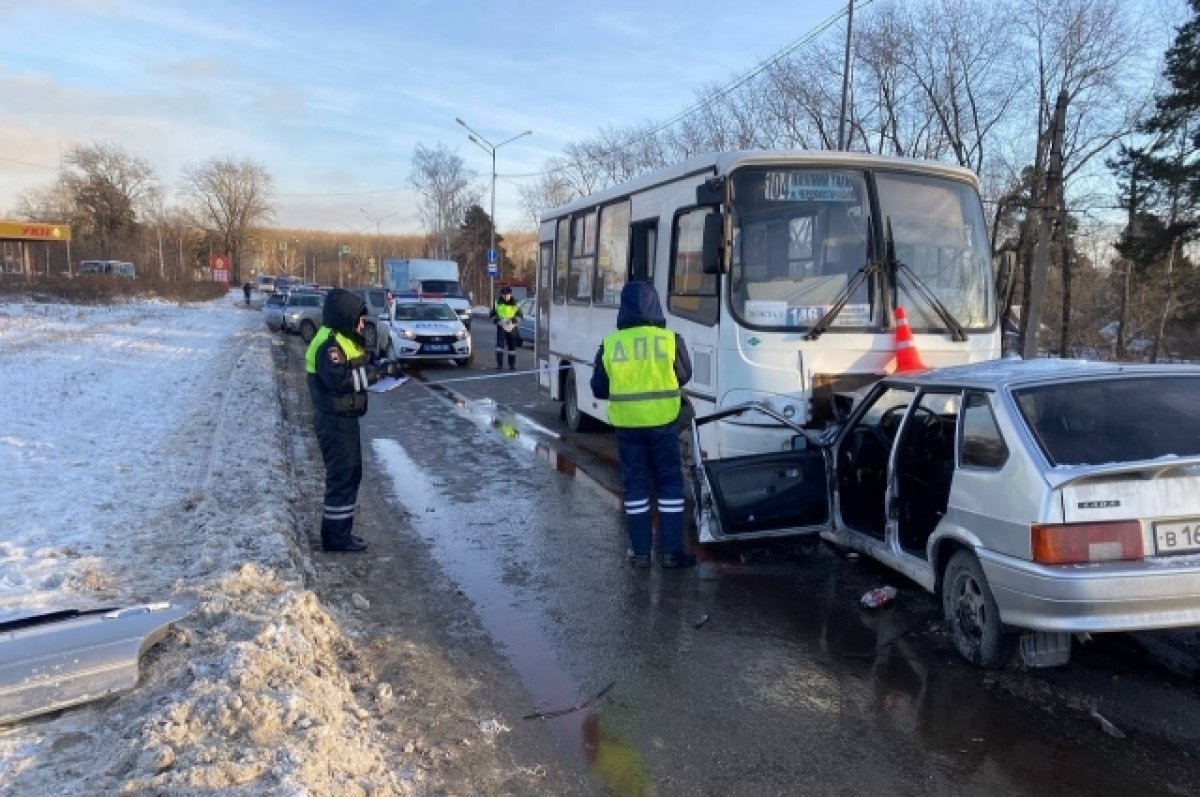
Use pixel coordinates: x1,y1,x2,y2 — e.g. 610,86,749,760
497,0,871,181
0,155,58,170
255,2,869,198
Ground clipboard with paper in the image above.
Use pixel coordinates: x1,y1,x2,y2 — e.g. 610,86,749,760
368,376,408,393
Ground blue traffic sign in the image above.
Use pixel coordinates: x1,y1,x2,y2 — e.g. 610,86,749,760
486,248,499,264
487,263,498,278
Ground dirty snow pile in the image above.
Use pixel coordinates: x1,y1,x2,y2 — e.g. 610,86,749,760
0,294,418,795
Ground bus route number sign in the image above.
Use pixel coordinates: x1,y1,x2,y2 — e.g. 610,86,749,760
764,171,857,203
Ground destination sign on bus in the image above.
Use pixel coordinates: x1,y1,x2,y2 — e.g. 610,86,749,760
763,171,857,203
744,300,870,327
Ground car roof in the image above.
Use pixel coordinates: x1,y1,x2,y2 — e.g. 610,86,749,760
887,357,1200,392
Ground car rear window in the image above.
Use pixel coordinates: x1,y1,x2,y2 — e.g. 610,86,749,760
1014,375,1200,466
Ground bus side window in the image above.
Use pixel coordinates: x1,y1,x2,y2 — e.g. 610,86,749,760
668,208,719,325
594,200,630,306
553,218,569,304
628,219,657,283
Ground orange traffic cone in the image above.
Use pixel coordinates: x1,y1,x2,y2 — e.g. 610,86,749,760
892,306,928,372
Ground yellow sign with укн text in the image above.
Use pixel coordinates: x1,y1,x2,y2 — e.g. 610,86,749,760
0,221,72,242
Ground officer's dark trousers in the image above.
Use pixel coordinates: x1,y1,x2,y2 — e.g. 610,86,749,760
314,412,362,548
615,422,685,557
494,326,518,368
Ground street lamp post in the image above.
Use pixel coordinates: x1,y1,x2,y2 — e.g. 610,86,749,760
360,208,397,287
455,117,532,308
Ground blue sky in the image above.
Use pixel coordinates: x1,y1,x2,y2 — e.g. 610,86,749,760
0,0,852,233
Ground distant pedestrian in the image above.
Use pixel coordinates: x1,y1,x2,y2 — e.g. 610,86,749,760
590,282,695,569
306,288,402,552
242,281,252,305
490,286,522,370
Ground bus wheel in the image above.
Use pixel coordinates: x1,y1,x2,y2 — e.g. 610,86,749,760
564,371,600,432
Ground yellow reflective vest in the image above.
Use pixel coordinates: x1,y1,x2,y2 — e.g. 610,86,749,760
305,327,366,374
601,326,680,428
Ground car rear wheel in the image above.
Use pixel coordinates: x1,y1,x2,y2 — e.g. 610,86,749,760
563,370,601,432
364,323,377,354
942,550,1015,669
299,320,317,342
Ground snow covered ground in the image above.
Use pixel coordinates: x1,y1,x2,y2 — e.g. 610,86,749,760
0,293,419,795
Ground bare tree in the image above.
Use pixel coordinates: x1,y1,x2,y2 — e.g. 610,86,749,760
180,157,275,284
517,166,578,229
408,143,479,259
58,142,159,258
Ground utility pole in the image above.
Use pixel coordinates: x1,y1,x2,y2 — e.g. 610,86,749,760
836,0,856,151
1021,90,1068,360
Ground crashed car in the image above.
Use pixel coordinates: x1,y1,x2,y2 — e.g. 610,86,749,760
689,358,1200,668
383,299,472,367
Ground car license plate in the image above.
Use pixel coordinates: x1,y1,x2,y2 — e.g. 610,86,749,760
1154,519,1200,555
424,344,449,352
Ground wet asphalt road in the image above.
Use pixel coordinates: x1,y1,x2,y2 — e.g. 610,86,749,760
351,321,1200,796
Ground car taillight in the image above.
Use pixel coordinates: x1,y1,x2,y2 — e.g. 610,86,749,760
1031,521,1143,564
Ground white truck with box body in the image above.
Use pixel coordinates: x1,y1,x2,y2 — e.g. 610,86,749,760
382,258,472,328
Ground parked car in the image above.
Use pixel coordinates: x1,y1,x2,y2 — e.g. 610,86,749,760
281,290,323,341
262,293,287,331
516,298,535,347
256,274,277,294
383,299,472,367
691,358,1200,668
348,287,390,358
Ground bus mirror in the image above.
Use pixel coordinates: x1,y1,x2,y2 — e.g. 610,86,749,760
696,176,725,206
702,212,724,275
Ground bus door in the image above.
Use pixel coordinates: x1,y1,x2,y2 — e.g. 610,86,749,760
667,207,720,400
689,403,831,544
536,241,553,392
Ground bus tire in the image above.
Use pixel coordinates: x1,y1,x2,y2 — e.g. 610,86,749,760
563,370,600,432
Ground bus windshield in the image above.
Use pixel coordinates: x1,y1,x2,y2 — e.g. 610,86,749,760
728,167,993,332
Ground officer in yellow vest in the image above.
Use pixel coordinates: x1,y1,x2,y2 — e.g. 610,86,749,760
490,285,523,370
590,282,694,568
306,288,401,552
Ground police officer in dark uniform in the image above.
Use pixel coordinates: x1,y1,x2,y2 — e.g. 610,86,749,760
590,282,694,568
306,288,401,552
490,286,523,370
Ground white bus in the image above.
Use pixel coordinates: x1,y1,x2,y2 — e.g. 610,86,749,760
79,260,136,278
535,150,1003,461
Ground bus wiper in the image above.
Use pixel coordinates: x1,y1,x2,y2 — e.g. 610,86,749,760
804,218,877,341
885,217,967,342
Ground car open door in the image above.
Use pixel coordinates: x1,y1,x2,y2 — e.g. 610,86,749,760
689,403,833,543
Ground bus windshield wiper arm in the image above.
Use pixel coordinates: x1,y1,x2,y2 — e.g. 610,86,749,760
885,217,968,342
804,217,875,341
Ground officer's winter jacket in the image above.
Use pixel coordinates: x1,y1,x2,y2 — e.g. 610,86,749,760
306,288,377,417
590,282,692,401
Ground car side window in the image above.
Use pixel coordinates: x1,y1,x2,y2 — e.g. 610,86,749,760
960,392,1008,469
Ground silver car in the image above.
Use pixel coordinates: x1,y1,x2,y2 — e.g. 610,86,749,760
262,293,287,331
691,358,1200,668
516,297,535,347
384,299,472,367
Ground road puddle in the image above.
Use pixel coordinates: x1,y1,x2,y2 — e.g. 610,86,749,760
371,436,610,774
